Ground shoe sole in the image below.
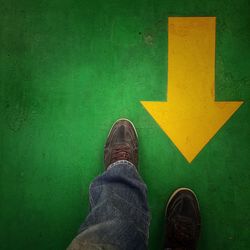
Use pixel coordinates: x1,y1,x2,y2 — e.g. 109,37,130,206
106,118,139,140
166,187,200,214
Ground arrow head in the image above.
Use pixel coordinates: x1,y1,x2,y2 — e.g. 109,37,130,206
141,101,243,163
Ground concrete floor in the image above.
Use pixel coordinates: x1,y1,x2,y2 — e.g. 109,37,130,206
0,0,250,249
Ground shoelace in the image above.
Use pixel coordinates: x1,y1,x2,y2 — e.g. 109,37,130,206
171,215,196,246
111,144,131,162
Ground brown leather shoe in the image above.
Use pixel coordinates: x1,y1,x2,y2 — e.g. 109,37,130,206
164,188,201,250
104,118,138,169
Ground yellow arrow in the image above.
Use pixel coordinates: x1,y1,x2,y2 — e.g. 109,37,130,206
141,17,243,163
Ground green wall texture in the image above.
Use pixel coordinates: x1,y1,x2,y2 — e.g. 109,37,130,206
0,0,250,249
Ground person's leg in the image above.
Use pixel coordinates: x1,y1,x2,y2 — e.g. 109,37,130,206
67,119,150,250
164,188,201,250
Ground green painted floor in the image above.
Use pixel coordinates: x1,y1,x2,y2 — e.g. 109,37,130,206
1,0,250,249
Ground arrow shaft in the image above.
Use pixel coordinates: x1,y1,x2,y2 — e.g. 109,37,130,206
167,17,216,103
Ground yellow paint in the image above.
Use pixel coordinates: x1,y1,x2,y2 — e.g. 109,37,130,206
141,17,243,163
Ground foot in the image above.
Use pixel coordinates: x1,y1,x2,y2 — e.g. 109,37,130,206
104,118,138,169
164,188,201,250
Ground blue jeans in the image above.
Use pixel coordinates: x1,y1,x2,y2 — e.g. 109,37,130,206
67,160,150,250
